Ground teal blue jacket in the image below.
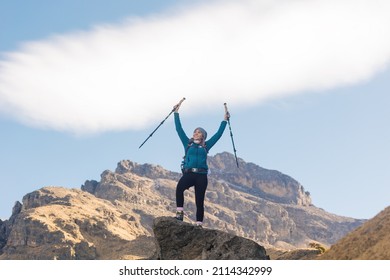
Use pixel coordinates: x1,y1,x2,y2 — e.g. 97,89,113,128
174,112,227,173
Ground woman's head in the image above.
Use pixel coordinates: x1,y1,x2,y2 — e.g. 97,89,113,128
193,127,207,142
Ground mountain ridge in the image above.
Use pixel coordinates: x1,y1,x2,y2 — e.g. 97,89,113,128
319,206,390,259
0,151,365,259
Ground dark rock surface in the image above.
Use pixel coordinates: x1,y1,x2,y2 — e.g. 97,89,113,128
152,217,269,260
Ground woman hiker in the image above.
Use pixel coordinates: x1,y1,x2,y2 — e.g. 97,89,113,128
173,101,229,227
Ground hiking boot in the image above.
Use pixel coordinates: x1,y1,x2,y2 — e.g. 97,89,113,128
175,211,184,221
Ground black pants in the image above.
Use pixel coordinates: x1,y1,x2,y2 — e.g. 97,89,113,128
176,172,208,222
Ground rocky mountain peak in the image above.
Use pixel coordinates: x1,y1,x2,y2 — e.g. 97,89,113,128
112,152,312,206
78,152,361,248
208,152,312,206
115,160,179,180
0,152,366,259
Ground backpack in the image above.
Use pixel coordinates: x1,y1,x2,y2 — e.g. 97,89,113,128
180,139,208,173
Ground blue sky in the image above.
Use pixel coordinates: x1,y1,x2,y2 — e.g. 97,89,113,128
1,0,389,220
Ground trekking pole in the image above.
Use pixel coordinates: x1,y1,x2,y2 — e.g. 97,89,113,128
139,97,186,149
224,103,239,168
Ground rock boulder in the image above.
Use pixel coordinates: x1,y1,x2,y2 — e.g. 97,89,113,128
152,217,269,260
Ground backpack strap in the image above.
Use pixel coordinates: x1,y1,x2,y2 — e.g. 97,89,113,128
181,141,191,172
181,140,193,165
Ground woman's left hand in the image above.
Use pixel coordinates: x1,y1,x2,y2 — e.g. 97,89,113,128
224,111,230,121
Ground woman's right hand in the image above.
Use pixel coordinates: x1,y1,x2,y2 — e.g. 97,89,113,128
173,98,186,112
173,103,181,112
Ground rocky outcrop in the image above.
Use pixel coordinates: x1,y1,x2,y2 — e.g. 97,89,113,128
152,217,269,260
319,206,390,260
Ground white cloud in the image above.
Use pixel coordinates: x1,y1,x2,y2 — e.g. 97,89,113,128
1,0,390,134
